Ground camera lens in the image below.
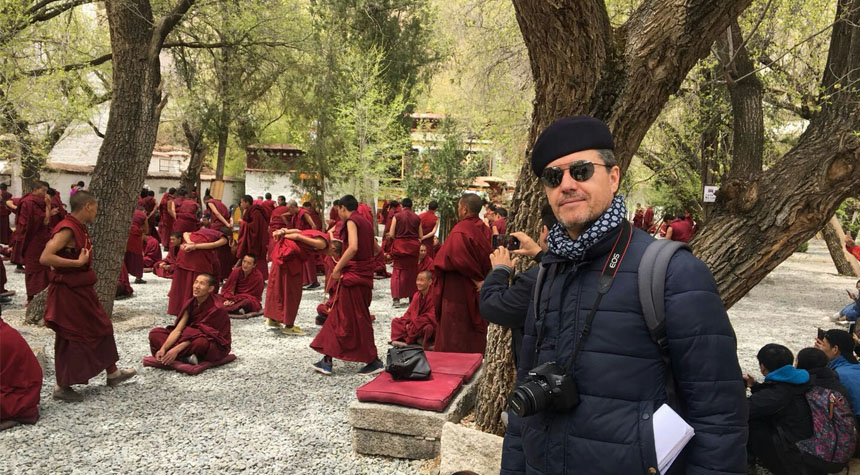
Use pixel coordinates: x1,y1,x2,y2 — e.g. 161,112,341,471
508,380,551,417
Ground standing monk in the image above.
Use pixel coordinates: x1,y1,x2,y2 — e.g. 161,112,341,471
387,198,423,307
236,195,270,279
220,254,264,316
492,208,508,235
418,200,439,258
139,189,158,239
167,228,228,316
433,193,492,354
289,200,320,289
205,194,233,282
261,192,276,218
41,191,136,401
150,274,231,366
18,181,53,301
310,195,384,376
1,312,42,429
125,206,148,284
158,188,176,249
172,188,200,234
264,228,329,335
0,183,12,244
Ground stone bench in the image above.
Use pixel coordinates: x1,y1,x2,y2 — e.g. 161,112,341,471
349,367,484,460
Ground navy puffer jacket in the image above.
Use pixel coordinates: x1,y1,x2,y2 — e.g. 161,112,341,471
501,226,748,474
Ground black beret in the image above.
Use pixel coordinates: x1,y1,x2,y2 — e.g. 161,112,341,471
530,116,614,176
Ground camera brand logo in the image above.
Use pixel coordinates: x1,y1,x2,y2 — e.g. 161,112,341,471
609,252,620,270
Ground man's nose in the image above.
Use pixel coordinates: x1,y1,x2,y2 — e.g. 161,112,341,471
558,167,581,192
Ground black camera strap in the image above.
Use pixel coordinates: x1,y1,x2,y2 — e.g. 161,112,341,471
564,220,633,374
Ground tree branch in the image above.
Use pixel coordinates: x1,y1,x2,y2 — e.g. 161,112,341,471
29,0,93,24
149,0,196,61
87,120,105,138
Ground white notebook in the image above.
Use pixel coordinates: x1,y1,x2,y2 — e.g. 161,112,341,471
652,403,694,474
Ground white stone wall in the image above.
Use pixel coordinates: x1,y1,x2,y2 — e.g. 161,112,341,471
245,170,302,202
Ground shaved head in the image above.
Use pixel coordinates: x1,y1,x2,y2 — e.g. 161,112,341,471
459,193,483,216
70,190,97,212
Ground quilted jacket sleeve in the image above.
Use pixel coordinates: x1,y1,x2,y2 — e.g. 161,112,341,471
664,251,749,474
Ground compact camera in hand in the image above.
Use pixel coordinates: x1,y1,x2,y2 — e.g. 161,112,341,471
508,362,580,417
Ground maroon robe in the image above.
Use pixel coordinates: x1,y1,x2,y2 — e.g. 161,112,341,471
1,317,42,424
433,216,492,354
143,236,162,268
0,190,11,244
323,255,338,294
669,219,693,243
418,210,437,258
390,208,421,299
149,294,231,362
391,290,436,347
310,212,377,363
18,193,51,298
158,193,175,248
139,195,158,239
236,204,269,279
220,266,264,313
205,199,230,229
261,199,276,218
173,197,200,234
294,207,318,285
418,255,434,275
117,261,133,297
168,228,224,315
44,215,120,386
265,230,329,325
124,209,147,279
492,217,507,235
327,205,340,231
643,207,654,231
154,244,179,279
633,209,645,229
49,193,67,228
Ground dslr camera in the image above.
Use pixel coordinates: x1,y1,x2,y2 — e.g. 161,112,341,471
508,362,580,417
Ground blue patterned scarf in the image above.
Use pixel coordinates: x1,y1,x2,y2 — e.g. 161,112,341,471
547,195,627,262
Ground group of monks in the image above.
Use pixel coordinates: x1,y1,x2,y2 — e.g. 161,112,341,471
1,184,510,430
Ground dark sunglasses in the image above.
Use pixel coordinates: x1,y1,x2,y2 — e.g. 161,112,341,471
541,160,612,188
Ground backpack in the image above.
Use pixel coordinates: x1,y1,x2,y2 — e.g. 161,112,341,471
795,386,857,472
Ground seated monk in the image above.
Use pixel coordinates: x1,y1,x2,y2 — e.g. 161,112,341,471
220,254,264,315
153,232,181,279
390,271,436,349
149,273,231,365
142,235,162,269
418,243,434,275
1,315,43,430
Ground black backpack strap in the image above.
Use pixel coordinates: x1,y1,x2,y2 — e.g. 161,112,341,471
533,262,548,323
638,239,691,410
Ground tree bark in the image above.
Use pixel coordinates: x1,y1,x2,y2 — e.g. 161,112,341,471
476,0,754,435
89,0,194,315
180,120,206,193
693,0,860,308
822,214,860,276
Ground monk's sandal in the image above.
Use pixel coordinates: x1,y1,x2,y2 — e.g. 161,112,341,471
106,368,137,387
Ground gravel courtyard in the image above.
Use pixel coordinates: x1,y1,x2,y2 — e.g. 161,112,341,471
0,238,854,474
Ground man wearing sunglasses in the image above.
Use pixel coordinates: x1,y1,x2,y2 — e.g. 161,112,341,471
501,116,747,475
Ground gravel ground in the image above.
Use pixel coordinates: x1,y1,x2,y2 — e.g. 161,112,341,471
0,238,852,473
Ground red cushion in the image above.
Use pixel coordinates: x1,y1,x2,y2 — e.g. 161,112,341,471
141,354,236,375
425,351,483,383
356,371,463,412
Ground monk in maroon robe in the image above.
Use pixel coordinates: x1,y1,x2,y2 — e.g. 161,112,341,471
326,200,341,231
310,195,383,375
382,201,400,253
172,189,200,234
150,274,231,365
138,189,158,239
492,208,508,235
267,203,291,260
167,228,228,316
287,200,320,288
418,201,438,258
433,193,492,354
418,244,434,275
125,207,148,283
116,260,133,298
41,191,136,401
221,255,264,315
323,240,343,294
0,183,11,245
236,195,270,280
47,189,67,228
667,215,694,243
205,196,231,230
158,188,176,248
643,205,654,232
387,198,423,306
154,233,182,279
18,181,53,300
1,315,42,429
390,270,436,348
143,235,162,269
265,229,329,335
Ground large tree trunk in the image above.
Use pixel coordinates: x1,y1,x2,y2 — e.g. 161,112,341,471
89,0,194,315
180,120,206,193
475,0,754,435
693,0,860,308
822,214,860,276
